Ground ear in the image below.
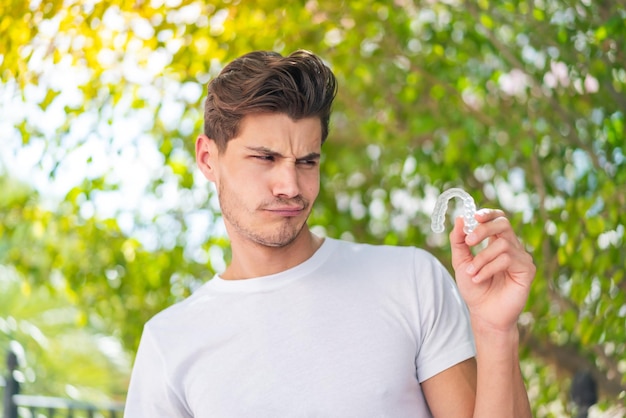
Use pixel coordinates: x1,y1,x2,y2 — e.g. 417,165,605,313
196,134,218,182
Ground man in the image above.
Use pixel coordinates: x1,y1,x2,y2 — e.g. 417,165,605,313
124,50,535,417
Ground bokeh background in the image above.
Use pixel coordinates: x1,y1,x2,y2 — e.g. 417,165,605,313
1,1,625,416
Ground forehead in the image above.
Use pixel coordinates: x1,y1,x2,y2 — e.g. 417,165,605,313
231,113,322,153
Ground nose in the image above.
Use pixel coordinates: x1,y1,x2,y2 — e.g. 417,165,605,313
272,162,300,198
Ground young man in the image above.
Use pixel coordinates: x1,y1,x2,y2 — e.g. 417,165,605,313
124,50,535,417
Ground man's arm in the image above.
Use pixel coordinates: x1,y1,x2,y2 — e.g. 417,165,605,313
421,358,477,417
470,317,531,416
449,209,535,417
124,330,193,418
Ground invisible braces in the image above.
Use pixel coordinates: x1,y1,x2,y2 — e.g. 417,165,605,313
431,188,478,235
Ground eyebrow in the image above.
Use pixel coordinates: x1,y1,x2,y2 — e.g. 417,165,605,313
245,146,321,161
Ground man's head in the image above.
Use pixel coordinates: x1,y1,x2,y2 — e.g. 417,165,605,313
203,50,337,152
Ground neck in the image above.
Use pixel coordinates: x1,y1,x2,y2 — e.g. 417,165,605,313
221,229,323,280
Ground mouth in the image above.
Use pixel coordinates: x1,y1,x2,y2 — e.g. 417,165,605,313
264,205,306,217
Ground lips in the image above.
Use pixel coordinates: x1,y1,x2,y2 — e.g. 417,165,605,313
262,202,307,217
268,205,304,211
266,206,305,216
261,197,308,217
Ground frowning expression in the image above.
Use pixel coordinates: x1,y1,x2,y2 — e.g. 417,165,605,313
198,113,322,248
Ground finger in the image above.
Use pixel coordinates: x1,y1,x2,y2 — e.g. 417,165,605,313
467,238,514,282
474,208,505,222
450,216,474,269
472,254,535,288
466,211,520,248
470,240,535,285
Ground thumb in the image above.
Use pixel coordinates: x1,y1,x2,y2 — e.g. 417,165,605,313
450,216,474,271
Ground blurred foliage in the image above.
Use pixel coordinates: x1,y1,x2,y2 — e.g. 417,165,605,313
0,261,129,403
1,0,625,415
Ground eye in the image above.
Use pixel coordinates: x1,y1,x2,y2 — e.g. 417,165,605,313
253,155,275,162
297,159,318,167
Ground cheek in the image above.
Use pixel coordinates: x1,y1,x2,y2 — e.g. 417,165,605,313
221,163,257,187
303,173,320,198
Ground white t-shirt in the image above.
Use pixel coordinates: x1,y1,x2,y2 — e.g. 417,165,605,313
124,237,475,417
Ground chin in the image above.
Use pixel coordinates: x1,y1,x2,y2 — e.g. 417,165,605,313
257,235,299,248
254,227,305,248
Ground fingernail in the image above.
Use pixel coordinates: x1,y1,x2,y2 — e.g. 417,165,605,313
465,264,476,275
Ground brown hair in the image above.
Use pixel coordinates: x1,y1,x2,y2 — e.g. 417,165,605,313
203,50,338,152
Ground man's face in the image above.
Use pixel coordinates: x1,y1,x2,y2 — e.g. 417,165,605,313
200,113,322,248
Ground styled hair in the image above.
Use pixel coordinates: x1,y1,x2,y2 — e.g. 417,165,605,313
203,50,338,152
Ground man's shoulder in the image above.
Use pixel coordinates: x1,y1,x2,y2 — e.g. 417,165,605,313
329,237,435,264
143,280,214,332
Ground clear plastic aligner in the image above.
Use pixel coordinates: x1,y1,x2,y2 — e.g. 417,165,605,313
431,188,478,235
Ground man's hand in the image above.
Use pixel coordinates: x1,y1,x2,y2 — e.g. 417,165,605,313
449,209,535,332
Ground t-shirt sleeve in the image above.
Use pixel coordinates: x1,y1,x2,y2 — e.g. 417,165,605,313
124,326,192,418
412,249,476,382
